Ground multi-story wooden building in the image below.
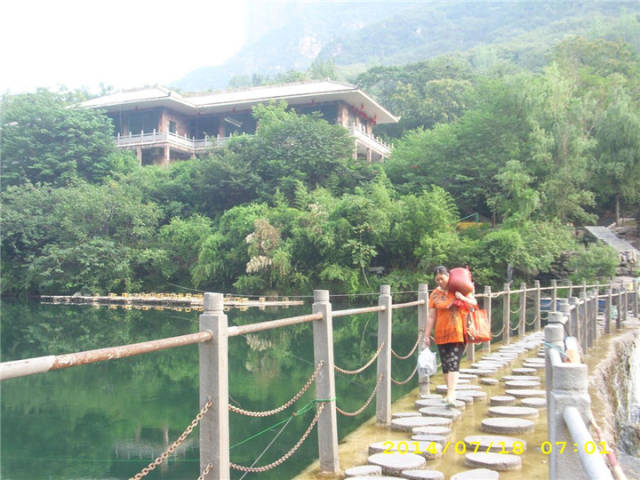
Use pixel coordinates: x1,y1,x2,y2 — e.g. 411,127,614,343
80,81,398,166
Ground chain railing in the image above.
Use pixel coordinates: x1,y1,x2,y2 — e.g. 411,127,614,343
229,361,324,417
334,343,384,375
130,399,214,480
229,402,326,473
336,374,384,416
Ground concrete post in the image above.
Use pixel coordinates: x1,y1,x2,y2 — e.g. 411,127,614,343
605,287,612,334
376,285,392,425
579,291,590,350
544,317,565,430
483,286,492,352
548,362,591,480
503,283,511,344
312,290,340,473
534,280,541,331
552,279,558,312
417,283,430,396
568,280,573,299
199,293,229,478
616,288,622,330
569,297,579,342
519,282,526,338
622,286,629,325
634,279,639,318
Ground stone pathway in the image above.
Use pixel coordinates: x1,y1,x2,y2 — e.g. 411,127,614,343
343,331,548,479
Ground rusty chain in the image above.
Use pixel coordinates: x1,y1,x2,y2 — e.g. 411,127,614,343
230,402,326,473
129,399,213,480
391,331,423,360
391,365,418,385
336,374,383,417
228,361,324,417
334,342,384,375
197,463,213,480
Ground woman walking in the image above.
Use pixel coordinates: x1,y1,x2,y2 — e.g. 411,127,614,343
424,266,477,406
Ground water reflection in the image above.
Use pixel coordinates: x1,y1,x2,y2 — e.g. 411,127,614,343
2,297,420,479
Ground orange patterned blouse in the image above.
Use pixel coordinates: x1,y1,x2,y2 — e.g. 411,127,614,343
429,288,465,345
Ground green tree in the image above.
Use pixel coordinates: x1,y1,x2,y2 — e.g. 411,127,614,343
1,90,123,189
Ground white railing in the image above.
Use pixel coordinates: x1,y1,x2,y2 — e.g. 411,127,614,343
115,131,232,151
349,126,392,155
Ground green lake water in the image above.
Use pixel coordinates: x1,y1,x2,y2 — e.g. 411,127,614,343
1,296,420,479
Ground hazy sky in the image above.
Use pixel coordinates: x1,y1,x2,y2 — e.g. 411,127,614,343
2,0,248,94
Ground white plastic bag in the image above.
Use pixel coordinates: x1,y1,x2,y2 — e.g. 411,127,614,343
417,348,437,377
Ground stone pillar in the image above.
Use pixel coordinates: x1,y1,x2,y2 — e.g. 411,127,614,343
534,280,541,331
569,297,579,341
376,285,392,424
199,293,229,479
417,283,430,396
312,290,340,473
163,145,170,167
366,148,373,163
544,317,565,429
519,283,526,338
503,283,511,344
136,147,142,166
483,286,492,352
551,279,558,312
605,287,612,334
548,362,591,480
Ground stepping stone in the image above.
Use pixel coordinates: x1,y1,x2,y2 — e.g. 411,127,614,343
481,417,535,434
501,375,540,382
412,425,451,436
521,397,547,409
480,378,499,386
368,440,443,460
505,389,546,399
345,464,383,477
401,470,445,480
455,394,476,404
459,373,478,380
464,452,522,471
487,406,539,419
416,398,465,410
504,380,540,389
522,362,545,370
472,362,505,369
461,368,496,377
393,411,422,419
348,477,403,480
392,416,451,432
368,453,426,474
435,384,482,394
411,433,448,445
465,390,488,400
457,378,472,384
419,394,444,400
450,468,499,480
463,435,527,453
419,406,462,420
489,395,516,406
512,367,536,375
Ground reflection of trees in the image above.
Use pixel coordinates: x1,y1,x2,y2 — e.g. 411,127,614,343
2,301,422,479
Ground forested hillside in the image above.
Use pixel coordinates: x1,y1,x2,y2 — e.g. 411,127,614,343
3,31,638,298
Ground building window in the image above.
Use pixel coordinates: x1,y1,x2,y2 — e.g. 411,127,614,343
169,120,177,134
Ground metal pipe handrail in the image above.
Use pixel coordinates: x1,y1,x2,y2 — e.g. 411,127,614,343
0,331,213,381
391,300,425,309
227,313,323,337
332,305,386,318
563,406,614,480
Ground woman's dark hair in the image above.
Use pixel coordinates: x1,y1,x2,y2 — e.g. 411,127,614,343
434,266,449,277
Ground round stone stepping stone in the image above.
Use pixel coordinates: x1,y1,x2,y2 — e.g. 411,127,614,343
412,425,451,436
512,367,536,375
393,411,422,419
345,464,383,477
464,452,522,471
401,470,445,480
504,380,540,389
416,398,465,409
419,406,462,420
463,435,527,453
472,361,504,369
392,416,451,432
457,378,471,384
463,368,496,377
489,395,516,406
487,406,539,419
419,394,444,400
368,452,426,474
368,440,443,460
505,389,546,398
411,433,448,445
347,477,403,480
459,373,478,380
450,468,499,480
501,375,540,382
521,397,547,408
435,384,482,394
522,362,545,370
455,394,476,404
465,390,488,400
480,378,499,386
481,417,535,434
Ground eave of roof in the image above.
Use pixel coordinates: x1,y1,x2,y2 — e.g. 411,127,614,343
80,81,399,124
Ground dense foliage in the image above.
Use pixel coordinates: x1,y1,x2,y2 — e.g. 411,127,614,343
4,36,638,297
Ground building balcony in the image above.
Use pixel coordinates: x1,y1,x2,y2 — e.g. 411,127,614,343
349,125,392,158
115,130,231,153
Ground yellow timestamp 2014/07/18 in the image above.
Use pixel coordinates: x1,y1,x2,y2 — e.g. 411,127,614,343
539,441,611,455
